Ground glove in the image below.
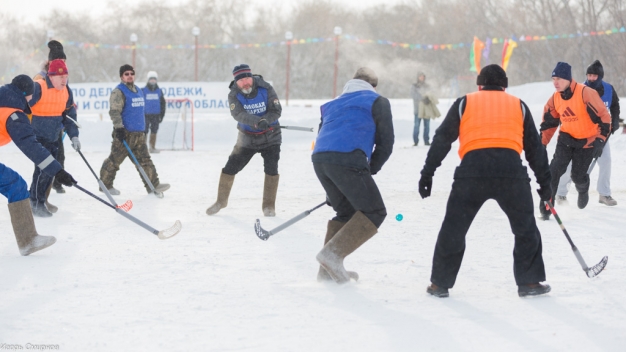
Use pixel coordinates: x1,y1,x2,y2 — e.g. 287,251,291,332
114,128,126,142
325,195,332,207
611,120,619,134
591,138,605,158
71,137,81,151
256,119,269,130
536,184,552,202
418,175,433,199
422,96,431,105
55,169,77,187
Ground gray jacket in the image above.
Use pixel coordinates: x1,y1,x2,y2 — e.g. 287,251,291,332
410,82,429,115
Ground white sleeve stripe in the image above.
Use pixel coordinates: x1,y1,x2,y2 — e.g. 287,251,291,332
458,98,465,120
37,155,55,170
10,113,19,121
521,102,526,120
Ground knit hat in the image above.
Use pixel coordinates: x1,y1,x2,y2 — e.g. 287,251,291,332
147,71,158,80
47,40,66,61
552,62,572,81
353,67,378,87
233,64,252,81
119,64,135,77
586,60,604,80
476,64,508,88
11,75,34,96
48,59,68,76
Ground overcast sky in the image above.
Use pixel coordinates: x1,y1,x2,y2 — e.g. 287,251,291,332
2,0,407,24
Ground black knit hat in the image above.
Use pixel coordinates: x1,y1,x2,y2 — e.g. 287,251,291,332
48,40,66,61
119,64,135,77
586,60,604,80
552,62,572,81
476,64,508,88
11,74,34,96
233,64,252,81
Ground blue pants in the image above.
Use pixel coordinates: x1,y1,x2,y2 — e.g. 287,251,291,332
0,163,30,203
413,115,430,145
29,138,59,205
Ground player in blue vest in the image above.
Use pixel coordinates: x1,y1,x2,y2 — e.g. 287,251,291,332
142,71,166,154
313,68,394,284
206,64,282,217
0,75,76,255
99,64,170,196
556,60,620,206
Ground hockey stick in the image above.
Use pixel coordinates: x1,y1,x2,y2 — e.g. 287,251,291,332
122,140,163,198
255,201,326,240
546,201,608,278
280,125,314,132
73,183,181,240
587,158,598,174
76,150,132,212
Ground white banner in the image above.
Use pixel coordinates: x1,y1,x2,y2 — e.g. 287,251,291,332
69,81,232,114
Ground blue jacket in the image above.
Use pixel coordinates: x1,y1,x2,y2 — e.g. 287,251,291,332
0,84,62,176
29,75,79,142
142,84,165,116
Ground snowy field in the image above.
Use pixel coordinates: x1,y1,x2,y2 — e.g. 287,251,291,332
1,82,625,351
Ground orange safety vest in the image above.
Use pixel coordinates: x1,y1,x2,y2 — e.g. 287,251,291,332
552,83,599,139
0,107,20,147
458,90,524,159
29,79,68,117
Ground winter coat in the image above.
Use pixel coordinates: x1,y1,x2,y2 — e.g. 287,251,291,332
312,79,394,175
418,94,441,119
29,76,78,142
411,82,429,115
228,75,282,149
142,83,166,121
585,79,620,134
0,84,62,176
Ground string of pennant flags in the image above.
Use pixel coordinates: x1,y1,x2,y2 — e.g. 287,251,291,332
3,26,626,83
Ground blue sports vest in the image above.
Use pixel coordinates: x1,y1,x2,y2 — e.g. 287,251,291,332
601,81,613,111
117,83,146,132
313,90,379,159
142,86,162,115
236,87,278,133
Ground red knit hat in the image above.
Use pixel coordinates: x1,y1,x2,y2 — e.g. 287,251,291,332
48,59,68,76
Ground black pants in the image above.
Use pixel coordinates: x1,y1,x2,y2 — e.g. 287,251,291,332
431,177,546,288
52,131,65,190
223,144,280,176
29,138,59,205
549,141,594,198
313,162,387,228
145,115,161,134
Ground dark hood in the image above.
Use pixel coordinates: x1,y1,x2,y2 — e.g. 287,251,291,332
0,84,31,113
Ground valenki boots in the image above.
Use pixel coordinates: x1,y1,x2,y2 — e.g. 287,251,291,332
317,220,359,282
262,174,279,217
149,134,160,154
316,211,378,284
8,199,57,256
45,184,57,213
206,172,235,215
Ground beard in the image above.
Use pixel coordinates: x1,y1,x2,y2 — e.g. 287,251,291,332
241,87,253,94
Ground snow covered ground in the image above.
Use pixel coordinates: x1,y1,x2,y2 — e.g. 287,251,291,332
1,82,625,351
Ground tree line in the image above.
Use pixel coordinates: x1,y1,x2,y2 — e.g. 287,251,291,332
1,0,626,99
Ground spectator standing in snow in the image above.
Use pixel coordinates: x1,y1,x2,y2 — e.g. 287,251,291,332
28,59,80,217
206,64,282,217
411,72,436,146
556,60,620,207
419,64,552,298
99,64,170,196
142,71,166,154
539,62,612,220
0,75,76,255
313,67,394,284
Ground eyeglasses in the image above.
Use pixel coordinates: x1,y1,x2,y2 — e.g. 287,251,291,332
124,72,135,76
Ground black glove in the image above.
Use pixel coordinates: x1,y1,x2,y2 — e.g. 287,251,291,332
418,175,433,199
325,195,332,207
591,138,605,158
114,128,127,142
256,119,269,130
422,96,431,105
536,184,552,202
611,119,620,134
55,169,77,187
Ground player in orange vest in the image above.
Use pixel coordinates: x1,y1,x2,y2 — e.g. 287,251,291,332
28,59,80,217
418,65,552,298
0,75,76,255
538,62,612,220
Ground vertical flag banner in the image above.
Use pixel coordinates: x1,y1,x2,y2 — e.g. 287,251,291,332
482,37,491,65
469,37,485,72
501,39,518,71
